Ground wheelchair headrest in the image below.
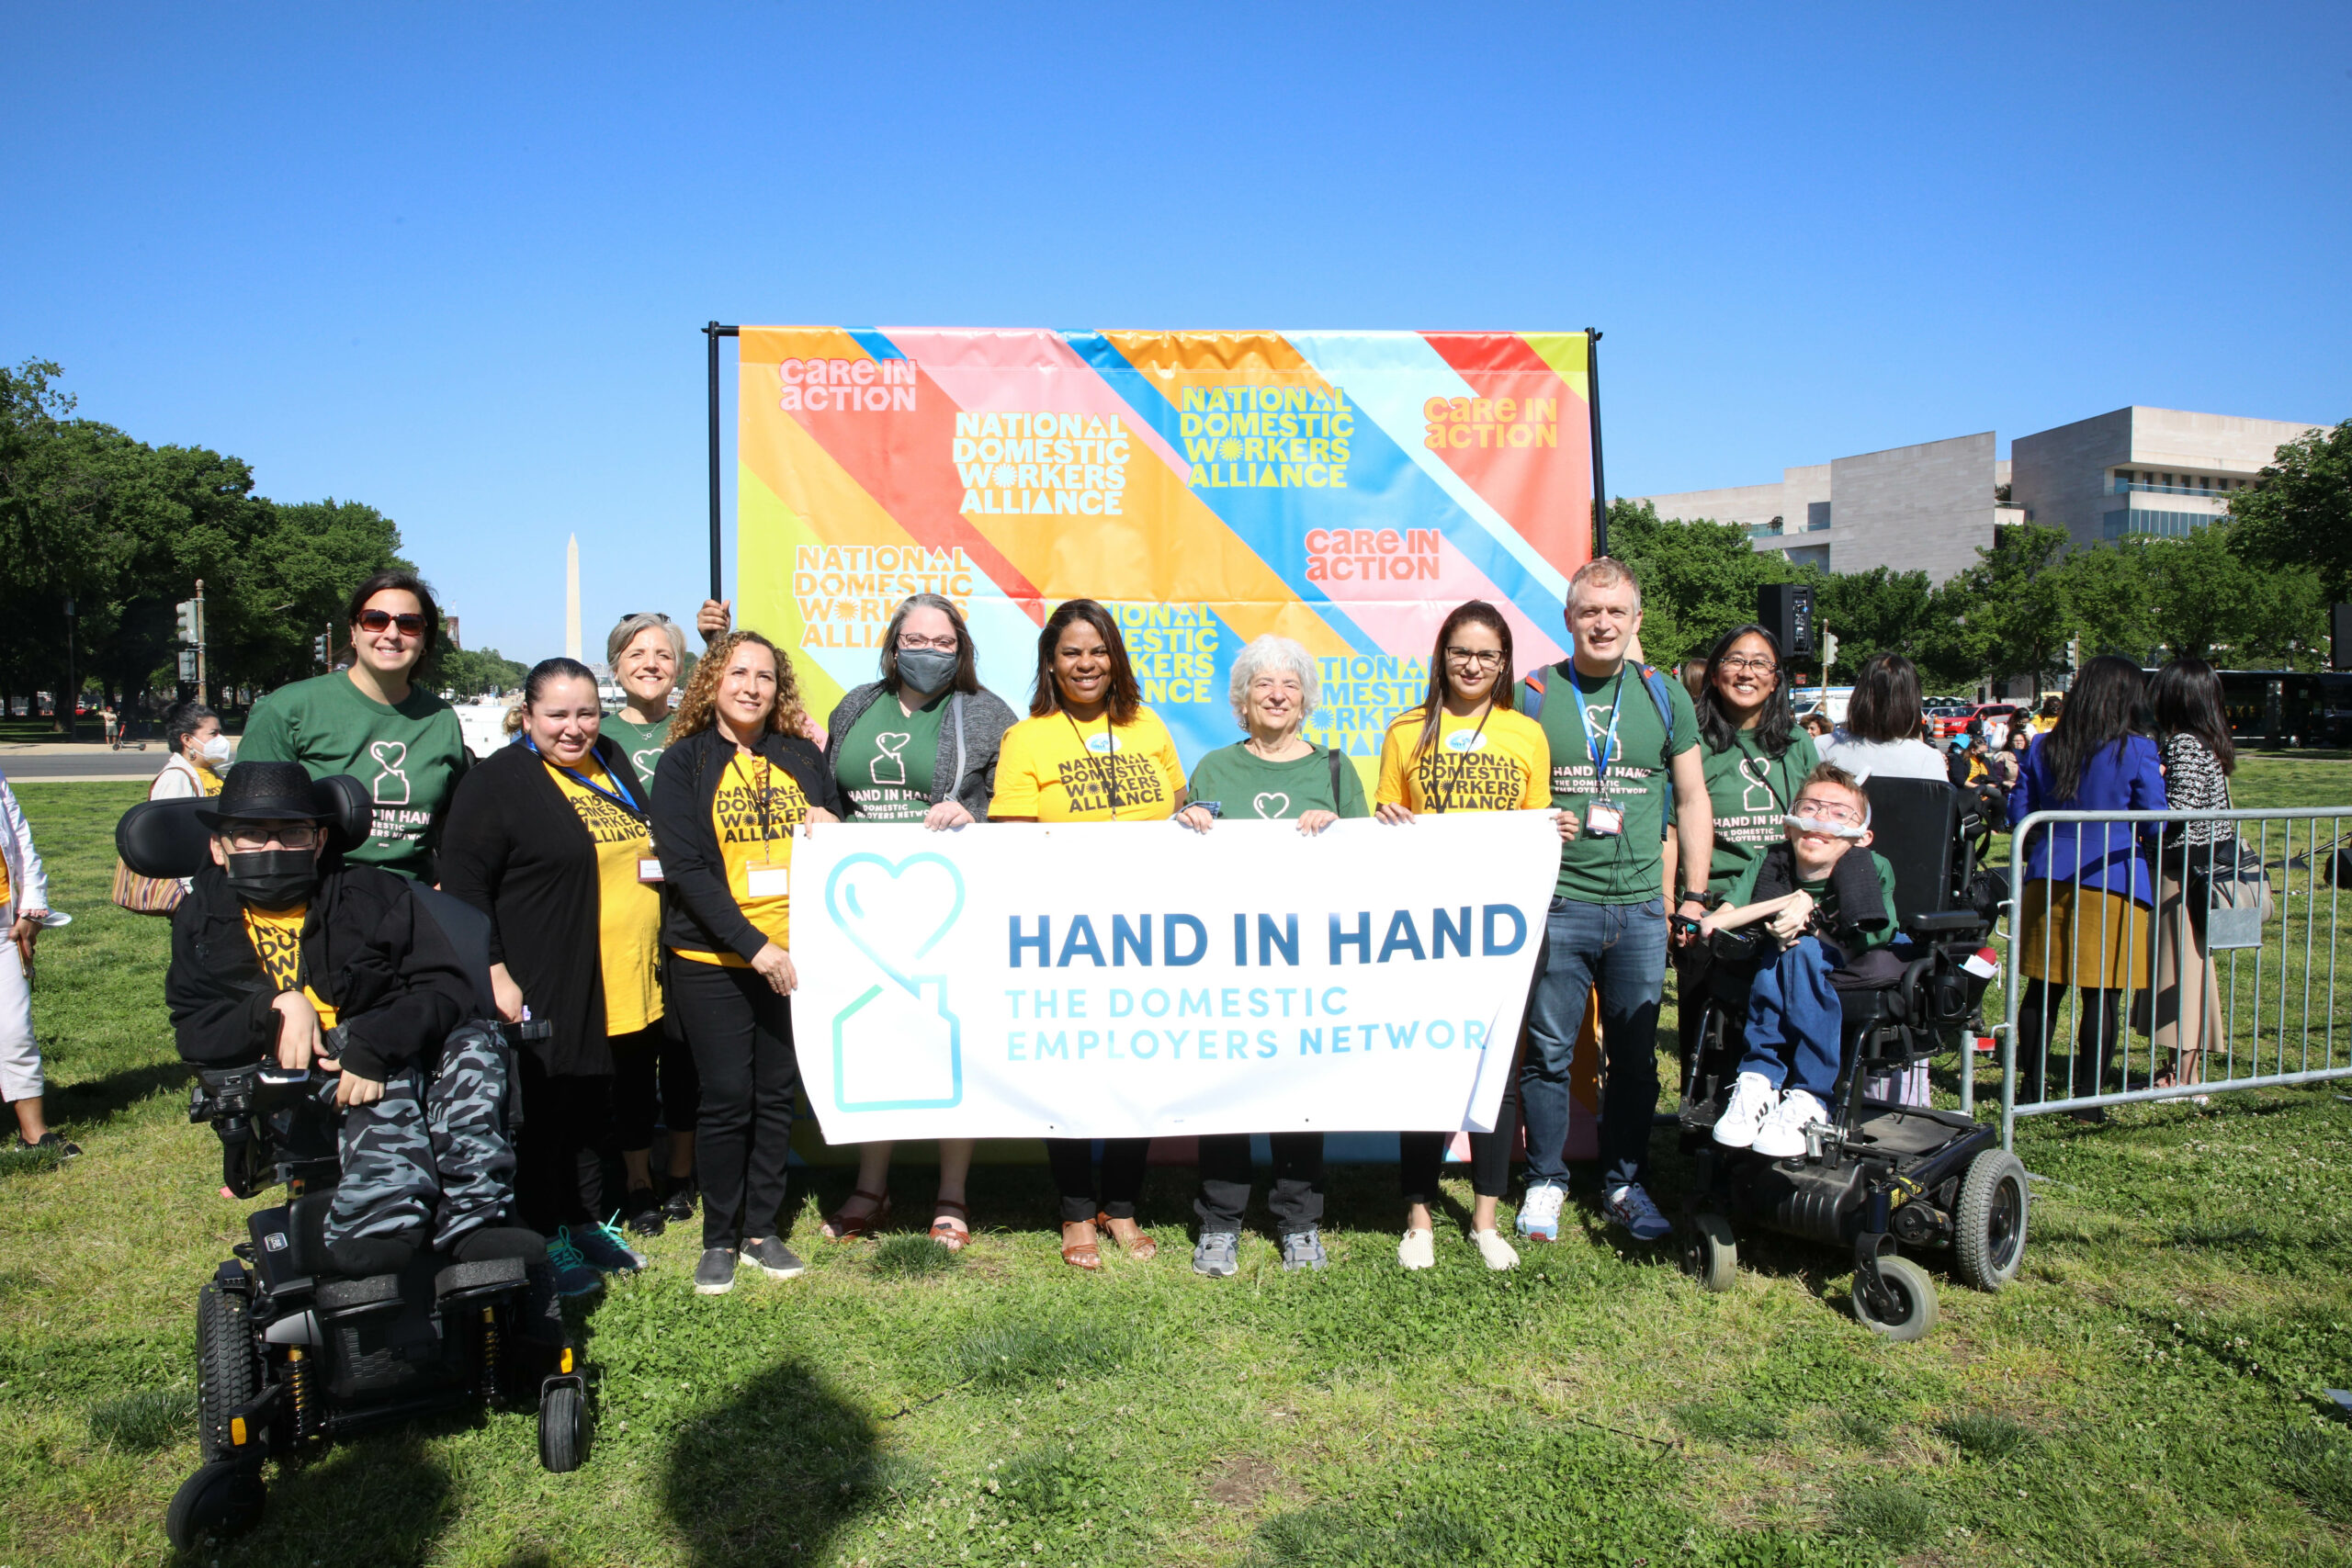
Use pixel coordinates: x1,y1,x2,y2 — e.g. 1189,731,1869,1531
1854,776,1961,926
115,774,373,880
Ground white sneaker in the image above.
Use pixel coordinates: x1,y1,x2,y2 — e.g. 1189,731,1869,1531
1602,1177,1673,1242
1751,1089,1826,1158
1471,1229,1520,1270
1397,1228,1435,1269
1515,1181,1566,1241
1713,1072,1780,1149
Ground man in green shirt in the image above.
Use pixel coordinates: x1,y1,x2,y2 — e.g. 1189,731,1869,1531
1515,558,1713,1244
238,571,469,881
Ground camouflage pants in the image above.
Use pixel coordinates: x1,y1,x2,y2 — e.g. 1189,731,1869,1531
323,1023,518,1254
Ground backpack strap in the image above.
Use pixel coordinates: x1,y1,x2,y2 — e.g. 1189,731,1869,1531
1325,743,1343,806
1521,668,1546,720
1634,663,1679,769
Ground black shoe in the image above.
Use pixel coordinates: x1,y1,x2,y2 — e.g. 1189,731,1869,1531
660,1175,698,1226
452,1226,548,1266
624,1187,664,1237
326,1236,415,1277
14,1132,79,1158
742,1235,805,1280
694,1247,738,1296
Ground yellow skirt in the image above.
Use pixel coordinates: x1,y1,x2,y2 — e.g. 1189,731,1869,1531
2017,880,2152,990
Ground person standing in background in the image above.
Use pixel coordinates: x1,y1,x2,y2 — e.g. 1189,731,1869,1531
0,769,72,1156
989,599,1186,1271
598,602,733,786
2149,659,2235,1101
150,702,230,802
237,570,469,881
1820,653,1951,784
817,592,1016,1251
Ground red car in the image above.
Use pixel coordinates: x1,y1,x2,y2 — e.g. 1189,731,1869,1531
1930,703,2021,746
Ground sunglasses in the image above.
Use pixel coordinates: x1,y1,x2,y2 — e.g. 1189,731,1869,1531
356,609,426,635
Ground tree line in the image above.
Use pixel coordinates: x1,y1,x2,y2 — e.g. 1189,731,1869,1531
0,360,524,727
1612,416,2348,690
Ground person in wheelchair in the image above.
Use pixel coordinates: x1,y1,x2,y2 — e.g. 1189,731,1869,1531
1701,762,1902,1157
166,761,542,1279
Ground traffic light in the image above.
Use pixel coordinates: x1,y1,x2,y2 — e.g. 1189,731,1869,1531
313,633,329,665
1757,583,1815,659
175,599,200,644
1820,624,1839,670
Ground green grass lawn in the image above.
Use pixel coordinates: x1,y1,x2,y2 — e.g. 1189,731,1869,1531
6,765,2352,1566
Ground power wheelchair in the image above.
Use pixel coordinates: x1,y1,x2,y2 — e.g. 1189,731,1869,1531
116,780,590,1550
1672,775,2021,1340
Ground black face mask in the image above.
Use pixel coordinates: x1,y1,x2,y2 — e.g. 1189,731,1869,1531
224,848,318,910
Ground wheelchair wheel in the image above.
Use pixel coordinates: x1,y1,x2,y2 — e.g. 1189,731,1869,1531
1954,1148,2030,1292
538,1382,591,1472
164,1459,266,1550
196,1283,260,1463
1679,1212,1737,1292
1850,1255,1938,1342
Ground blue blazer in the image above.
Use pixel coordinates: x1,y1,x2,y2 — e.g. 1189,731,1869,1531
2013,733,2167,905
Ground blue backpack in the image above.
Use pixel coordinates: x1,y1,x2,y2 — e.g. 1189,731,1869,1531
1520,659,1679,770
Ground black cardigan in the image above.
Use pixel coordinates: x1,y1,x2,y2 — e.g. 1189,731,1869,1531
653,724,842,963
438,738,653,1076
167,858,472,1081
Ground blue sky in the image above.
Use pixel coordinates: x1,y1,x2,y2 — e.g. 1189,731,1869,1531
5,3,2346,662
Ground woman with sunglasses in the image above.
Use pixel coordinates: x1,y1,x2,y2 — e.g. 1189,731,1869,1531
238,570,469,882
442,658,662,1295
989,599,1187,1270
817,592,1018,1252
1374,602,1549,1272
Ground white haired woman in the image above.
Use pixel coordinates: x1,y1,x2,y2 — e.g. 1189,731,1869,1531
1173,635,1368,1275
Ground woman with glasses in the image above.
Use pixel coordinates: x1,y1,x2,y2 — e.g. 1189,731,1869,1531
441,658,664,1296
815,592,1018,1251
238,570,469,881
1374,602,1549,1271
989,599,1187,1270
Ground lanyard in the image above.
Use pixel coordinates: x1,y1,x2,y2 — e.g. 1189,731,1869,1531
1579,667,1627,800
1426,702,1494,815
528,739,643,818
1063,711,1121,818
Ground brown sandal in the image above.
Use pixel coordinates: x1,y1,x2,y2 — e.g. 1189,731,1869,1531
1060,1222,1102,1270
1096,1211,1159,1261
820,1188,891,1241
930,1198,972,1252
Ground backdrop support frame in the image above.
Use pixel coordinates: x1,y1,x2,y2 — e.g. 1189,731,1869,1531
705,321,740,605
1586,328,1608,559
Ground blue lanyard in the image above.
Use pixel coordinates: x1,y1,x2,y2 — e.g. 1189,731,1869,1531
528,739,643,818
1578,666,1627,798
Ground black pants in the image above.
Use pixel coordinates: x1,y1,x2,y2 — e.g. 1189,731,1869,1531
2016,980,2122,1102
611,1017,700,1152
1046,1137,1149,1224
1194,1132,1325,1235
514,1051,610,1234
1398,1078,1519,1207
672,959,801,1249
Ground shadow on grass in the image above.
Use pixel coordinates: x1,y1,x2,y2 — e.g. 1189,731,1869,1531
172,1430,455,1567
52,1056,191,1126
658,1359,885,1567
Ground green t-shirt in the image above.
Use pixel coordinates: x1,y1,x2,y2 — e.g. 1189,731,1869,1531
237,672,469,880
1186,742,1370,822
1699,728,1821,897
835,690,947,822
601,712,674,794
1727,847,1900,954
1528,660,1700,904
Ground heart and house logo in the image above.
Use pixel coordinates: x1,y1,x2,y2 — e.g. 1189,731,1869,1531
822,852,966,1111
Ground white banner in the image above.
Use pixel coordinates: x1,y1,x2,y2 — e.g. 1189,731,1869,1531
787,812,1559,1142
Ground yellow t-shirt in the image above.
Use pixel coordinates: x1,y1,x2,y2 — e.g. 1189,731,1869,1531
673,752,809,967
989,708,1185,822
196,764,224,796
1375,705,1551,814
243,905,339,1029
547,756,662,1035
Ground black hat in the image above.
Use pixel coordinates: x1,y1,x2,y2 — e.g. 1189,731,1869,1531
194,761,334,829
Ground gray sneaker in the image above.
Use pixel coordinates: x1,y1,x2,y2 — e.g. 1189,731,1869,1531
1193,1231,1240,1278
693,1247,738,1296
742,1235,806,1280
1279,1228,1329,1271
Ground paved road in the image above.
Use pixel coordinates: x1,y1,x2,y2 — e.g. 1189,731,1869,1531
1,750,162,780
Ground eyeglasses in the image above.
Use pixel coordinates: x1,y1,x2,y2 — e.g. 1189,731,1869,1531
1719,655,1780,675
356,610,426,635
1792,797,1862,824
1444,648,1506,669
224,824,322,852
897,635,959,651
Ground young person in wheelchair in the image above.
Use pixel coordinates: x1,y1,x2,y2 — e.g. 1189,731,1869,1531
167,761,542,1279
1699,763,1899,1156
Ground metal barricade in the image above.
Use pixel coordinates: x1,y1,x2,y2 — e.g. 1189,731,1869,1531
1978,806,2352,1148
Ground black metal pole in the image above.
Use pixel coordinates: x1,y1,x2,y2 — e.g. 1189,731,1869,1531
1585,328,1608,559
706,322,726,605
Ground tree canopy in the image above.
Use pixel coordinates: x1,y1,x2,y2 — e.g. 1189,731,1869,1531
2228,418,2352,604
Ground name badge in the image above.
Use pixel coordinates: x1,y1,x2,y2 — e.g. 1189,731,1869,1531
637,857,664,884
1584,800,1624,837
746,863,790,897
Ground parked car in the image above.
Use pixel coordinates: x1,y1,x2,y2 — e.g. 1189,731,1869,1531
1933,703,2022,747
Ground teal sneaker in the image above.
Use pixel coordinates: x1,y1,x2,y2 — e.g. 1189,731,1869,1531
543,1230,605,1298
573,1217,647,1272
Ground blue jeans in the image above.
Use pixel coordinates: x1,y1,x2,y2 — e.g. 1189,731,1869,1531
1737,936,1844,1098
1522,896,1668,1189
